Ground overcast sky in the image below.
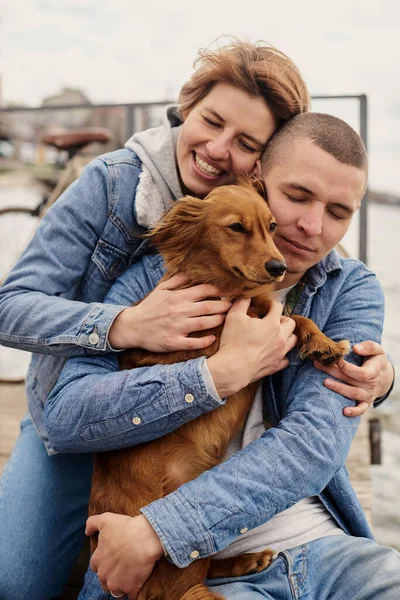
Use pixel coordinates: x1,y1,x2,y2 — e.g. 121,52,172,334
1,0,399,194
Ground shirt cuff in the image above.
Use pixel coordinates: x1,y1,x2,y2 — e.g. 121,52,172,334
141,489,215,568
77,303,128,351
106,307,129,352
374,364,395,407
201,360,223,402
164,357,226,417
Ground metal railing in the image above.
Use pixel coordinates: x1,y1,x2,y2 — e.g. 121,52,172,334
0,94,369,262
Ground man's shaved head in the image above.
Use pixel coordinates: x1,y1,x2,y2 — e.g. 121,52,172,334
262,112,368,182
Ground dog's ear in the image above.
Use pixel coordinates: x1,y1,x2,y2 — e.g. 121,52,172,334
249,175,268,202
147,196,206,261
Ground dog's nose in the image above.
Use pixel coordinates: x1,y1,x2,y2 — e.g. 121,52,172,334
265,260,287,278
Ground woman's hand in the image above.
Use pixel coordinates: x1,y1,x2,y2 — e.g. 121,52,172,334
314,341,394,417
207,299,297,398
108,273,232,352
86,513,164,600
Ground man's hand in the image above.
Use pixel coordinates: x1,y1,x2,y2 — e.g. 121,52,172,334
108,274,231,352
314,341,394,417
86,513,164,600
207,299,297,398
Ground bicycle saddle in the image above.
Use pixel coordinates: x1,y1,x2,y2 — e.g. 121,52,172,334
41,127,113,151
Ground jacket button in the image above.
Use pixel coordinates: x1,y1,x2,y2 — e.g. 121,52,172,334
132,417,141,425
185,393,194,404
88,332,100,345
190,550,199,559
240,527,248,534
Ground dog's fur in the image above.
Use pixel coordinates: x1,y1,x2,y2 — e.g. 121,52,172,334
89,178,349,600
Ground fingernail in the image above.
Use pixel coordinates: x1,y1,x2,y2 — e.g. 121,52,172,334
354,343,364,352
324,378,334,387
344,408,352,416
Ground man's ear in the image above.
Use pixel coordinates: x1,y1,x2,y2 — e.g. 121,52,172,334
251,159,262,176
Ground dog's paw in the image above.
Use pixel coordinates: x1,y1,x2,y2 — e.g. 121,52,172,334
244,549,275,575
299,337,350,365
233,549,275,576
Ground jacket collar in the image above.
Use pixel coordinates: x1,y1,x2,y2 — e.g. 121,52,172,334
304,249,343,291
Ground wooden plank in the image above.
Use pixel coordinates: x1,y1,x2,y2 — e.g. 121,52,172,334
0,382,27,461
346,415,373,524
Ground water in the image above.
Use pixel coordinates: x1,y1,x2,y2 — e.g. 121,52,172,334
0,176,399,546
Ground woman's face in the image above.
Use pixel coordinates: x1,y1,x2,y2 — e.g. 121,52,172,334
177,82,277,198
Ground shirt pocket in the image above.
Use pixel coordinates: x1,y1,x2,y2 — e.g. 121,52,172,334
92,239,132,281
76,239,133,302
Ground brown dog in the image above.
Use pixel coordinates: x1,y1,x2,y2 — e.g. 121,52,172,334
89,178,349,600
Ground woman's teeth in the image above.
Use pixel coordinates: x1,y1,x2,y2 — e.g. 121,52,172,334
195,154,223,177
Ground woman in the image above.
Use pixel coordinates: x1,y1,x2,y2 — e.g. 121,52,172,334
0,40,393,600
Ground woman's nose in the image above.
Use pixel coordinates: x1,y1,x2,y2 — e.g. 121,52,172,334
206,136,230,161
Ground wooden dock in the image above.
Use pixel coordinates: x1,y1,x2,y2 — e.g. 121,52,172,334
0,381,373,597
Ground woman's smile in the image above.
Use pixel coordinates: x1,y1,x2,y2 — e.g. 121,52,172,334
192,152,225,179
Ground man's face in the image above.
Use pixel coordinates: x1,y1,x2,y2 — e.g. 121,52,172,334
263,138,366,287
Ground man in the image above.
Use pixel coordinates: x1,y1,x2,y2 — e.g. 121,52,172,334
82,113,399,599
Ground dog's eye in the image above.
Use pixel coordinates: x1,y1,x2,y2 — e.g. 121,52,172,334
228,223,247,233
269,222,277,232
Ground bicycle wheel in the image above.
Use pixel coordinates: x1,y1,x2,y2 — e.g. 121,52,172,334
0,209,40,283
0,180,41,377
0,171,46,278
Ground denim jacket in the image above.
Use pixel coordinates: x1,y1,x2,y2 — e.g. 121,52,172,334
44,248,384,567
0,149,155,454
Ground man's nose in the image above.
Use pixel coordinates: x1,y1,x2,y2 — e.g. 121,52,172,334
206,136,230,161
298,205,323,237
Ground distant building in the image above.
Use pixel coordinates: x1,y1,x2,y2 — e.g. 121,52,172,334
41,87,92,129
42,87,91,108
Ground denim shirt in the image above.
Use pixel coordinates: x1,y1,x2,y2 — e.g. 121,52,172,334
0,149,154,454
44,249,384,567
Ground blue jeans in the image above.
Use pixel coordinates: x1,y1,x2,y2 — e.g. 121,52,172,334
79,535,400,600
0,413,93,600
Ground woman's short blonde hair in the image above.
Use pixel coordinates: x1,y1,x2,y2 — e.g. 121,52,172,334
179,39,310,125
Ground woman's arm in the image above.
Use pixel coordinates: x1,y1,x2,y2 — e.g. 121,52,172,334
0,157,128,356
0,153,230,359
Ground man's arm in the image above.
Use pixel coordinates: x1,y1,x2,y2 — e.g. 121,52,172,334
314,341,395,415
44,256,228,453
140,263,385,567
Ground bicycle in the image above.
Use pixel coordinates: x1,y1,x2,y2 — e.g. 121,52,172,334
0,127,113,220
